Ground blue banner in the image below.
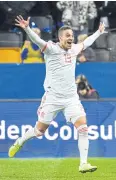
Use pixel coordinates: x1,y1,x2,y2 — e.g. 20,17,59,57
0,100,116,158
0,63,116,98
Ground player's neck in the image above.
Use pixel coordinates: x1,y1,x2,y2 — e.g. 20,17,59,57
59,42,68,51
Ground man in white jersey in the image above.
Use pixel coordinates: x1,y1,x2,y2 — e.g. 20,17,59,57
8,15,105,173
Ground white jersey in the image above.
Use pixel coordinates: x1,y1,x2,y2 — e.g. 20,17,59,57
25,26,101,98
25,26,100,124
43,41,82,98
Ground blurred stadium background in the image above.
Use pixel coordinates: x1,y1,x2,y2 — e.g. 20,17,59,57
0,1,116,180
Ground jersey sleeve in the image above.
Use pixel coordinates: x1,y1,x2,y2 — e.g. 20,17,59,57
72,43,84,56
41,41,54,54
25,26,53,54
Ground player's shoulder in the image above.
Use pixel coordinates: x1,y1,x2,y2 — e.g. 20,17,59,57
47,40,58,49
47,41,60,52
71,42,83,55
47,40,57,46
71,43,81,50
70,43,78,51
72,43,78,48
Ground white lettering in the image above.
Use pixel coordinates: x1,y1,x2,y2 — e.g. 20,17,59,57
88,125,99,140
7,125,19,139
0,120,116,141
60,126,72,140
115,120,116,138
45,121,58,140
74,127,78,140
100,125,112,140
0,120,5,139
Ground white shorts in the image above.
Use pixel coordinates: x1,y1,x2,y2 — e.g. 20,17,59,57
37,91,86,125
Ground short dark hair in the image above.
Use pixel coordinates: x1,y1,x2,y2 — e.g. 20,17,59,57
58,25,73,37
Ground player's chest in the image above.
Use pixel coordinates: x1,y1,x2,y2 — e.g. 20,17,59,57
55,51,76,65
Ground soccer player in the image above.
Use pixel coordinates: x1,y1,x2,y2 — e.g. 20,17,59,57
8,15,105,173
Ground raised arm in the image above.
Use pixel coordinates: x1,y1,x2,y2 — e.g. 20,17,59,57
15,15,48,52
77,22,106,53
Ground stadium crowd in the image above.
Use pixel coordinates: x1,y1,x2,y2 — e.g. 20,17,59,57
0,1,116,99
0,1,116,63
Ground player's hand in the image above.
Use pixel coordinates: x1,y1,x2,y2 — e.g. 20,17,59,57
15,15,30,29
98,22,106,34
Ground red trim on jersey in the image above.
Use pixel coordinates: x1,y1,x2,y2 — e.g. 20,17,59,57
41,44,47,53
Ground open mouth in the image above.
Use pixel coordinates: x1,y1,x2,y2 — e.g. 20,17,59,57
67,42,72,45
